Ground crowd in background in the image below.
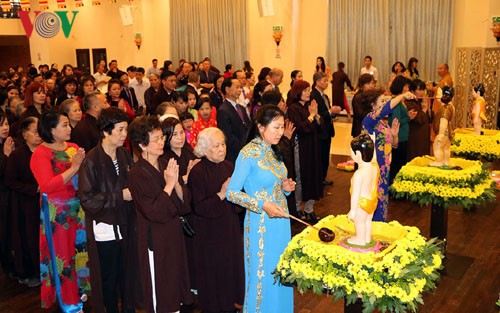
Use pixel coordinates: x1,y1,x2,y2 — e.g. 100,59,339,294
0,54,454,313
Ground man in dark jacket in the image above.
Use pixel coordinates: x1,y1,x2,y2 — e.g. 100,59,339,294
311,72,342,186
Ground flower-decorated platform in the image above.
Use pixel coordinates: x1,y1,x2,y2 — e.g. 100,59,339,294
390,156,496,209
451,128,500,161
274,215,443,313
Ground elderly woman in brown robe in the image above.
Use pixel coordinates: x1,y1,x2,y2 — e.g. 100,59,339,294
188,127,244,313
127,115,192,313
78,107,142,313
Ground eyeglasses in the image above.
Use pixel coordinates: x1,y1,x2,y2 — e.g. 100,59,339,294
150,135,166,143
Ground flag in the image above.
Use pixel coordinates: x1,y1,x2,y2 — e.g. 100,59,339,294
1,0,10,13
38,0,49,10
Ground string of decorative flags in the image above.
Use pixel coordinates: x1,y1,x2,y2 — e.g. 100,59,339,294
0,0,135,12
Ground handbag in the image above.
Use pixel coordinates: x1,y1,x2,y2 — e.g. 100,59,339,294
180,216,195,238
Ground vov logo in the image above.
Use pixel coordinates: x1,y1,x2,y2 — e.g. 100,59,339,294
18,11,79,39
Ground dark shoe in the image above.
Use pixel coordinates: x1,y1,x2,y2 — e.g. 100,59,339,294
18,277,41,287
306,212,319,224
296,211,306,220
322,180,333,186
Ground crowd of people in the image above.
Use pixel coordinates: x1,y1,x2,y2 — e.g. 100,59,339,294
0,54,454,313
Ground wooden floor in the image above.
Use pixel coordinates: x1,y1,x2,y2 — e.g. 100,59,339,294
0,154,499,313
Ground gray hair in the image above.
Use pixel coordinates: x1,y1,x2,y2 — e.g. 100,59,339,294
194,127,225,157
313,71,327,83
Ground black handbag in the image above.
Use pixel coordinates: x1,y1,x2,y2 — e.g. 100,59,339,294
180,216,195,238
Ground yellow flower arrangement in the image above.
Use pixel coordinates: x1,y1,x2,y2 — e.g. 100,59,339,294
390,156,496,209
451,128,500,161
274,215,443,313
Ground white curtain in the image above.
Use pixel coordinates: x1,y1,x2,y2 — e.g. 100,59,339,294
170,0,247,70
327,0,454,88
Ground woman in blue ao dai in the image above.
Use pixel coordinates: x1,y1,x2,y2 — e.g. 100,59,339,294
227,105,295,313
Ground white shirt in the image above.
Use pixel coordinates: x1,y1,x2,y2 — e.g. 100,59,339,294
146,66,160,77
93,159,122,241
93,72,109,94
129,78,150,108
360,66,379,83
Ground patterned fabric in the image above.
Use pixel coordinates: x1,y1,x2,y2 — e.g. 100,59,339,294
362,101,394,221
31,144,90,312
189,117,217,148
227,137,293,313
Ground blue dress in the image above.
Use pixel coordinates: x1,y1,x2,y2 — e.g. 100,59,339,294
227,137,293,313
362,101,394,222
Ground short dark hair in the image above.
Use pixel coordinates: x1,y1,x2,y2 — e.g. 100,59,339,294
179,112,194,122
38,110,67,143
172,91,188,103
152,59,158,63
20,116,38,135
390,76,411,95
160,71,175,81
232,70,244,79
364,56,372,61
126,66,137,73
98,107,129,137
357,74,374,89
194,97,211,110
82,92,100,112
128,115,161,152
221,78,235,95
135,67,145,74
260,90,282,106
225,64,233,71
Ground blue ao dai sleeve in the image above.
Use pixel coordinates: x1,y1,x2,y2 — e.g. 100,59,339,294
362,100,394,134
226,153,263,214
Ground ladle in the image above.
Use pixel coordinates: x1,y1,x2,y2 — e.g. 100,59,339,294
287,214,335,242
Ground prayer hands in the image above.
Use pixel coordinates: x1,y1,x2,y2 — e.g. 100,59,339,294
71,148,85,170
163,158,179,195
391,118,400,137
282,178,296,193
218,177,231,200
283,120,295,140
3,137,14,157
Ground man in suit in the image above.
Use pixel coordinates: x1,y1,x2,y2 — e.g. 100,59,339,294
185,71,201,101
217,77,250,164
152,71,176,114
311,72,342,186
199,57,218,91
119,72,139,111
71,93,110,152
267,68,284,94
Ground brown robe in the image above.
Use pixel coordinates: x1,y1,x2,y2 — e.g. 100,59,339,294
128,157,192,313
161,144,198,290
4,144,39,279
78,145,143,312
407,100,431,160
331,69,353,110
287,101,323,201
188,158,245,312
